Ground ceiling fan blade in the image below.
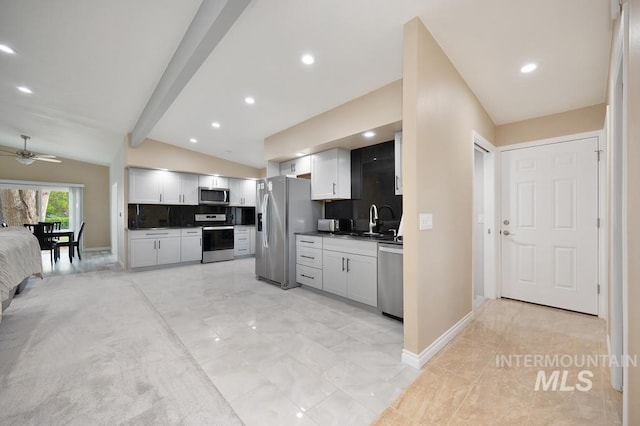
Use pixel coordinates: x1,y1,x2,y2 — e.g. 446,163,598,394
34,157,62,163
34,154,57,159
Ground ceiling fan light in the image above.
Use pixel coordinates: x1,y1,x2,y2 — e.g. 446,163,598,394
16,156,35,165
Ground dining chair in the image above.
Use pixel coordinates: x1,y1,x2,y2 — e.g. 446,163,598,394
28,223,58,264
56,222,85,260
2,222,8,227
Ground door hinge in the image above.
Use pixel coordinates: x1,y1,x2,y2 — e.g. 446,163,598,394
596,150,602,162
597,217,601,228
597,284,601,295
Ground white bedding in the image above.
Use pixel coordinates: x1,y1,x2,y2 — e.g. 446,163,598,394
0,227,43,322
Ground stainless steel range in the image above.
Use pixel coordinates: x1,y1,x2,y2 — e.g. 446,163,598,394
195,214,234,263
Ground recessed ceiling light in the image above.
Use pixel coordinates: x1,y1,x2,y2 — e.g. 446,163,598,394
17,86,32,94
295,152,305,157
211,121,221,128
301,54,315,65
520,63,537,73
244,96,255,105
363,131,375,138
189,138,197,143
224,150,232,154
0,44,15,54
213,174,220,177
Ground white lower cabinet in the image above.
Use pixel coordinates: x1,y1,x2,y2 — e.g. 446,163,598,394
296,235,378,307
181,229,202,262
129,229,182,268
234,226,255,256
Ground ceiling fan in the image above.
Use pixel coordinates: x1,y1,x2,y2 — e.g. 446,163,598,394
0,135,61,165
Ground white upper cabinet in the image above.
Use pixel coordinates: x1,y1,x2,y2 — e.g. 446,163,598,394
129,168,163,204
394,131,403,195
311,148,351,200
198,175,229,189
129,168,199,205
180,174,199,205
228,178,256,206
280,155,311,176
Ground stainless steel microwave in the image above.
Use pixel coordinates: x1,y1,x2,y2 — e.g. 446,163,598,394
198,187,230,205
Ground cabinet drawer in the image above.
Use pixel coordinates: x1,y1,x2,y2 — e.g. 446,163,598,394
235,246,250,256
235,240,249,250
180,228,202,237
296,247,322,268
296,235,322,248
322,237,377,257
235,227,250,235
129,229,181,239
296,264,322,290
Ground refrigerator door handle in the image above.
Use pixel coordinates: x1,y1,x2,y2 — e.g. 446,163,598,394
262,193,270,248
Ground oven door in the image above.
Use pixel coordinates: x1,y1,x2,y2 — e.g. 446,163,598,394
202,226,234,262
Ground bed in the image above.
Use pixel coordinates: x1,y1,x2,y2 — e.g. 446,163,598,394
0,227,43,322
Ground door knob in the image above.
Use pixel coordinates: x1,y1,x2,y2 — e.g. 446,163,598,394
503,230,515,236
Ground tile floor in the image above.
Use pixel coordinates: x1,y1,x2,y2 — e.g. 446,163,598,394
2,257,418,425
5,254,624,425
40,246,121,276
376,298,623,425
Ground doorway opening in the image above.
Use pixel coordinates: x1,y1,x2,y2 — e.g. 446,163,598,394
472,132,497,309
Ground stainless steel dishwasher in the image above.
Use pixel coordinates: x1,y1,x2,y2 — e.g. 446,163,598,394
377,243,403,320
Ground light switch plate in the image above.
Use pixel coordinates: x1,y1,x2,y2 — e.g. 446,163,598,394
419,213,433,230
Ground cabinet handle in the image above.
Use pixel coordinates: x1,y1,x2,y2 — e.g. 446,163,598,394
160,193,162,203
342,257,345,271
293,163,296,172
300,240,315,244
301,255,314,259
395,176,399,190
199,237,202,247
154,240,157,250
158,240,161,249
332,183,336,194
346,258,350,272
301,274,314,279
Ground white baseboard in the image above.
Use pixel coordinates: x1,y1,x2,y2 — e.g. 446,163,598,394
83,246,111,252
401,311,474,369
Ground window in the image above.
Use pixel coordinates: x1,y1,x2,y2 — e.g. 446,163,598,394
0,180,83,231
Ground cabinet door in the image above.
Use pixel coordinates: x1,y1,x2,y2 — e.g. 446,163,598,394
346,254,378,307
130,238,157,268
214,176,229,188
394,131,403,195
242,179,256,206
228,178,243,205
157,236,181,265
280,160,294,175
322,250,347,297
311,150,338,199
162,171,182,204
180,174,199,205
294,155,311,175
129,168,162,203
181,235,202,262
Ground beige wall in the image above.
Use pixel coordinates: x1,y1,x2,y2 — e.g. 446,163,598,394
264,80,402,162
494,103,606,146
402,18,495,354
625,0,639,422
0,148,110,248
127,138,262,178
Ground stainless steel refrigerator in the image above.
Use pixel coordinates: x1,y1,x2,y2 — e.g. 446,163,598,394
255,176,321,289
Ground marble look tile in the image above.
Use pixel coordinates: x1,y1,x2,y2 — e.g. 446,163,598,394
230,383,319,426
528,386,606,425
454,370,534,425
306,389,377,426
392,366,473,425
261,355,337,411
429,336,497,383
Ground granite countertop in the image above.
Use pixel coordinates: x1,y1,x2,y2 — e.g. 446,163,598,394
297,231,403,245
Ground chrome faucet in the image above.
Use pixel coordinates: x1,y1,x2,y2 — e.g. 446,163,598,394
369,203,378,234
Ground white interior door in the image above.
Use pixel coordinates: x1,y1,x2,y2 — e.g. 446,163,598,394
501,138,599,314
